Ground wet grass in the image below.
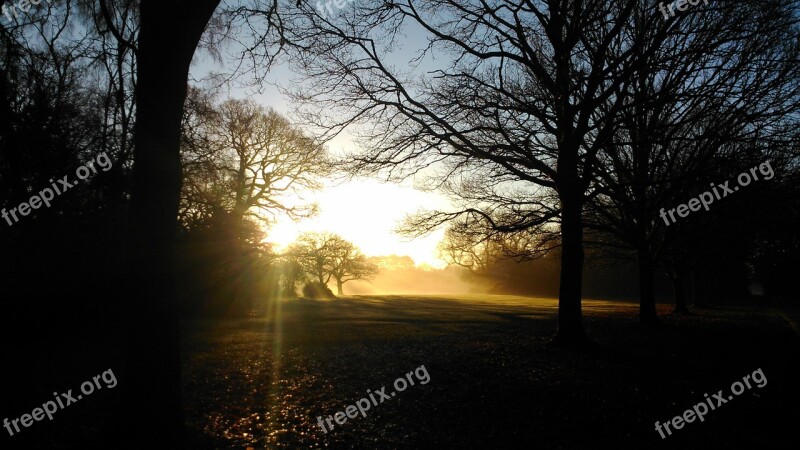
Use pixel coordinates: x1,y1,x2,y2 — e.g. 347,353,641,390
182,296,800,449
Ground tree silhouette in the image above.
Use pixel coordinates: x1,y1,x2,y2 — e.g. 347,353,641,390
288,232,377,295
327,238,378,295
283,0,663,345
120,1,222,447
585,0,799,322
180,90,330,232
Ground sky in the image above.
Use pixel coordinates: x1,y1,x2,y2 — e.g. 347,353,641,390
189,24,454,267
266,178,451,268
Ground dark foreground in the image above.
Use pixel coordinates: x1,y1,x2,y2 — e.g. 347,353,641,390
2,295,798,449
182,296,799,449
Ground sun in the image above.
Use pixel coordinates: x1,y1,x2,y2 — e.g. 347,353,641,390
264,179,450,268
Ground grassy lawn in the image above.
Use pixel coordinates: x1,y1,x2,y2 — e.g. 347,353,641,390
182,295,800,449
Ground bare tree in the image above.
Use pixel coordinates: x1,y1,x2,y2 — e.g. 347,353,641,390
288,232,377,295
81,0,139,200
438,217,558,274
585,0,800,321
180,90,330,235
288,232,337,285
327,237,378,295
282,0,657,345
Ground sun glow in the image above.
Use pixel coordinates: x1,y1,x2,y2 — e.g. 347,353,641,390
266,179,450,268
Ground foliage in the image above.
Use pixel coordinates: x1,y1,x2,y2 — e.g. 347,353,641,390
302,281,335,299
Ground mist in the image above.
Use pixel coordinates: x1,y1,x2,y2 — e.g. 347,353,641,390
344,260,480,295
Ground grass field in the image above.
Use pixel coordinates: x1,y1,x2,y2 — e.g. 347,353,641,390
181,295,800,449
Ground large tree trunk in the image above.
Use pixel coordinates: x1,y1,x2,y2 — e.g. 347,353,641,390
668,266,690,314
336,280,344,296
553,187,588,346
112,1,220,448
637,244,659,323
688,270,699,307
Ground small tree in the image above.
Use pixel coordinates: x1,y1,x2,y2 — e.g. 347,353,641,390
287,232,378,295
287,232,335,285
276,255,306,298
328,238,379,295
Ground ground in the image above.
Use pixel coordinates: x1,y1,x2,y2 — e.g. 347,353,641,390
179,295,800,449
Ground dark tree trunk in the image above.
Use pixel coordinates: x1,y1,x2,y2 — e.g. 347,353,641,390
688,270,699,307
111,1,221,448
669,266,690,314
637,244,659,323
630,107,658,324
553,188,588,346
336,280,344,296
